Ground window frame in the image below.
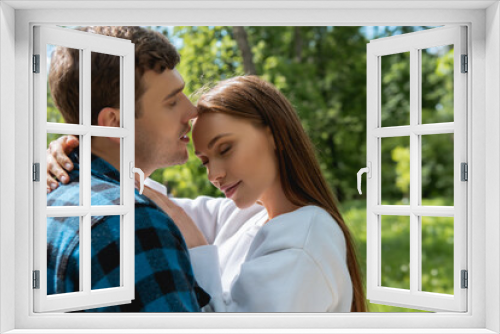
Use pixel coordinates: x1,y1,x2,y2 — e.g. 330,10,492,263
366,25,467,312
0,1,497,333
33,25,137,313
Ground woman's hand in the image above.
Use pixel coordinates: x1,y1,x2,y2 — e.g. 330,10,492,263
140,184,208,249
47,135,80,193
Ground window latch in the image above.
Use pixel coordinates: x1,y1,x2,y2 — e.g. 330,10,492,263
357,162,372,195
130,162,144,195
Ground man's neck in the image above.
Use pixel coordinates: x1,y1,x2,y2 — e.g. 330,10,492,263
91,147,121,173
91,140,152,184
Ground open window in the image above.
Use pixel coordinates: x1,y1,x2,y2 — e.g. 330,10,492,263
363,25,467,312
32,25,136,312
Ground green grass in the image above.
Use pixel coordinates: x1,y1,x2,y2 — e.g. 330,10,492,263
339,199,454,312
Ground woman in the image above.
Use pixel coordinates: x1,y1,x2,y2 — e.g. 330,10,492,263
47,76,366,312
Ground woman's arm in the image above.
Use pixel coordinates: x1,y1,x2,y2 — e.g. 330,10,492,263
170,196,230,245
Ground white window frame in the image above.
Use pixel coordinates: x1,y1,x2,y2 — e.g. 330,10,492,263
33,25,136,312
366,26,467,312
0,1,498,333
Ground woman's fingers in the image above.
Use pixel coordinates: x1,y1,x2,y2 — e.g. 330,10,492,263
47,149,70,184
58,135,80,170
64,135,80,153
46,135,80,185
47,172,59,192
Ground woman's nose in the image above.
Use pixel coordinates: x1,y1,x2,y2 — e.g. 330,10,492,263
208,163,225,184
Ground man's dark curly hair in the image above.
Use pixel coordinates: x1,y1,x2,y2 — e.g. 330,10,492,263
48,26,180,125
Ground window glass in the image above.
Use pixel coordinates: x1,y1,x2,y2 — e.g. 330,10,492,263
381,52,410,127
421,45,454,124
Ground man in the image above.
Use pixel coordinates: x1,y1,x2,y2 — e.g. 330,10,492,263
46,26,209,312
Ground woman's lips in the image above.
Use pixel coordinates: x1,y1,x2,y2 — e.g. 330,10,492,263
224,181,241,198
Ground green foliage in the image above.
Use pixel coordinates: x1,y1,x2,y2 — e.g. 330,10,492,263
379,42,454,203
392,146,411,198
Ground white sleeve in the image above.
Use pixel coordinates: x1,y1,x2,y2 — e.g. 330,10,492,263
144,177,229,244
170,196,233,245
189,245,333,312
171,194,265,245
144,177,168,195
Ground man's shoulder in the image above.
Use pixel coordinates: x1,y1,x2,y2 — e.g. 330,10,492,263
134,197,180,233
90,172,121,205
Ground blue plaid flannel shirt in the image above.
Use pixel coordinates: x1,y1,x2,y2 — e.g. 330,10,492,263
46,151,210,312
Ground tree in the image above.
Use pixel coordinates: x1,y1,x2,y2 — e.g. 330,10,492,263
232,26,256,75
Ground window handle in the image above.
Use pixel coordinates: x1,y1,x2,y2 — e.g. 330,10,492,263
129,162,145,195
357,162,372,195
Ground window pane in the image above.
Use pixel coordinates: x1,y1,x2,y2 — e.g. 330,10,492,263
47,44,81,125
91,52,122,127
47,133,81,206
91,215,121,290
381,136,410,205
421,216,454,295
47,216,80,295
91,138,121,206
421,134,454,206
421,45,454,124
381,215,410,290
381,52,410,127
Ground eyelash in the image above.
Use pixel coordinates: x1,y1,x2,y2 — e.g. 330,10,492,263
200,146,231,167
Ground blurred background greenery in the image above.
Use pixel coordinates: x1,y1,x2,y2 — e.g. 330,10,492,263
47,26,455,312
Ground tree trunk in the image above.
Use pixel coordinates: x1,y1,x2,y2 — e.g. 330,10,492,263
294,27,303,62
232,26,257,75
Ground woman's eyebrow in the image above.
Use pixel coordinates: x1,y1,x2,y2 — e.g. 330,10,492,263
194,133,232,155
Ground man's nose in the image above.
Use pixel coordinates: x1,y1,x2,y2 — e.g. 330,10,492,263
184,94,198,120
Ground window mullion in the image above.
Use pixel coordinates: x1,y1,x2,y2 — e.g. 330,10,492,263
78,48,84,292
82,47,92,294
409,47,420,295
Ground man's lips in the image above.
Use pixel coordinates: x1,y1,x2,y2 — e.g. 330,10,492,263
179,130,190,142
179,127,190,139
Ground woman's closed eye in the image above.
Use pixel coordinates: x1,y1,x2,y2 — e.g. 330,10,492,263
219,145,231,155
199,145,232,168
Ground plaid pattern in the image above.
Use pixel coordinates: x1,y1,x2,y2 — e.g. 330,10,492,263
46,151,210,312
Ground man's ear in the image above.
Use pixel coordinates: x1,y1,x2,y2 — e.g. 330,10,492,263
97,107,121,144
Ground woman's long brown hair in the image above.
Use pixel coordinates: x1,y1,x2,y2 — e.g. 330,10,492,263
197,76,367,312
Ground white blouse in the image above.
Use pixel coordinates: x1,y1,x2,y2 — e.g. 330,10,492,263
172,195,353,313
144,177,352,312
